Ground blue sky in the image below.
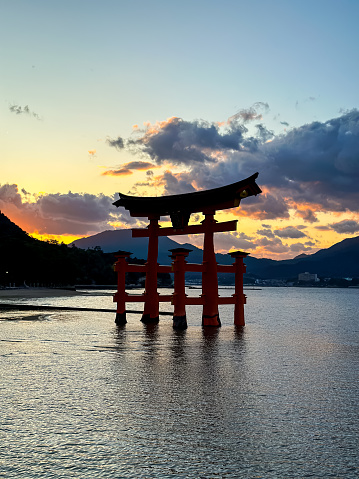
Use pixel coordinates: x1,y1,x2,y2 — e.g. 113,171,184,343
1,0,359,258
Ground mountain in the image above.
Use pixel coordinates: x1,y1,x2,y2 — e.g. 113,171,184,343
0,213,121,287
70,229,359,280
0,211,34,242
70,229,233,266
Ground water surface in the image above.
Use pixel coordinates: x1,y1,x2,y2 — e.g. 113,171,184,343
1,288,358,478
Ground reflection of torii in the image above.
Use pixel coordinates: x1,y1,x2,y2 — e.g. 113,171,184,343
113,172,262,328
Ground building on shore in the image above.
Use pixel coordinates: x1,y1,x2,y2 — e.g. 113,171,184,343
298,272,319,282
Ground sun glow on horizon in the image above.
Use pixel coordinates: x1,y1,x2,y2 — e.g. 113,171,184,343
30,232,85,245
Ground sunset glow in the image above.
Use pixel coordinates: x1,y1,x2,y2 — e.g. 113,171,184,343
1,2,359,259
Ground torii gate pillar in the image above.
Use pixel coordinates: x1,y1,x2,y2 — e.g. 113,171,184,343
202,212,221,327
230,251,249,326
141,217,160,324
170,248,192,330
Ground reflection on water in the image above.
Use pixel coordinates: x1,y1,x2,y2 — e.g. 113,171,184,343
1,288,358,478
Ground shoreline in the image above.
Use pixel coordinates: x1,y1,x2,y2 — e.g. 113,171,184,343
0,287,86,299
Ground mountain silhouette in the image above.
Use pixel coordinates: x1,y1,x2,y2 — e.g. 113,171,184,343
1,212,358,283
70,229,359,279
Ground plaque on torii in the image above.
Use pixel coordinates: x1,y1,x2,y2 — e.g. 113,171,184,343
113,172,261,328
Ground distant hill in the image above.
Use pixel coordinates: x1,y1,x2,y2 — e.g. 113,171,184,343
0,211,34,242
71,229,359,280
70,229,234,266
0,213,172,287
2,212,357,284
0,213,119,287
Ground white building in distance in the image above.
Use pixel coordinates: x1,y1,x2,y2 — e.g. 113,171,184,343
298,272,319,282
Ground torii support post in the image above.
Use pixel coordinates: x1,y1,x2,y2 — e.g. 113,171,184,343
113,250,132,325
142,217,160,324
170,248,192,330
202,212,221,327
230,251,249,326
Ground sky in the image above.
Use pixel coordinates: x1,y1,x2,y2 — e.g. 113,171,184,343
1,0,359,260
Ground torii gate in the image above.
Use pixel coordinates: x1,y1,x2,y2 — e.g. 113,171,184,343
113,172,261,328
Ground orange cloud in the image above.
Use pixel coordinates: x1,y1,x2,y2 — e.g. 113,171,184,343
101,160,158,177
101,168,133,176
142,117,178,139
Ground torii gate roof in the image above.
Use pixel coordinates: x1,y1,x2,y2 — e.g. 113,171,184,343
113,172,261,218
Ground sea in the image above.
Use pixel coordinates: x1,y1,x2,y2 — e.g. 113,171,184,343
1,287,358,478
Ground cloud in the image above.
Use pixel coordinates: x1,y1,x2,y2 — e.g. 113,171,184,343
329,220,359,234
273,226,307,239
214,232,257,252
102,168,133,176
289,242,314,253
124,161,156,170
101,161,156,177
107,137,124,150
105,108,359,225
9,104,41,120
107,116,262,165
235,192,290,220
256,237,289,253
158,109,359,219
256,228,275,238
159,171,196,195
295,208,318,223
0,184,138,235
228,102,270,123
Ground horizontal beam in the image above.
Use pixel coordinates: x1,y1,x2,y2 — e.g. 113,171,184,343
124,293,173,303
184,296,204,305
125,264,172,273
132,220,237,238
125,263,236,273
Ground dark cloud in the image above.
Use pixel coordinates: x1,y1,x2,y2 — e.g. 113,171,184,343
228,102,270,123
280,121,290,127
214,232,257,252
0,184,137,235
136,118,248,165
255,124,274,142
237,193,290,220
256,237,289,253
160,171,196,195
289,243,314,253
107,137,125,150
9,104,41,120
256,228,275,238
107,109,359,220
107,115,268,165
329,220,359,234
295,208,318,223
273,226,307,239
124,161,155,170
315,225,332,231
184,110,359,216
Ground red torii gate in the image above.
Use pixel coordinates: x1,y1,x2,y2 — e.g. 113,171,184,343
113,172,261,328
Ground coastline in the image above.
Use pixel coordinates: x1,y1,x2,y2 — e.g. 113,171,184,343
0,287,85,299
